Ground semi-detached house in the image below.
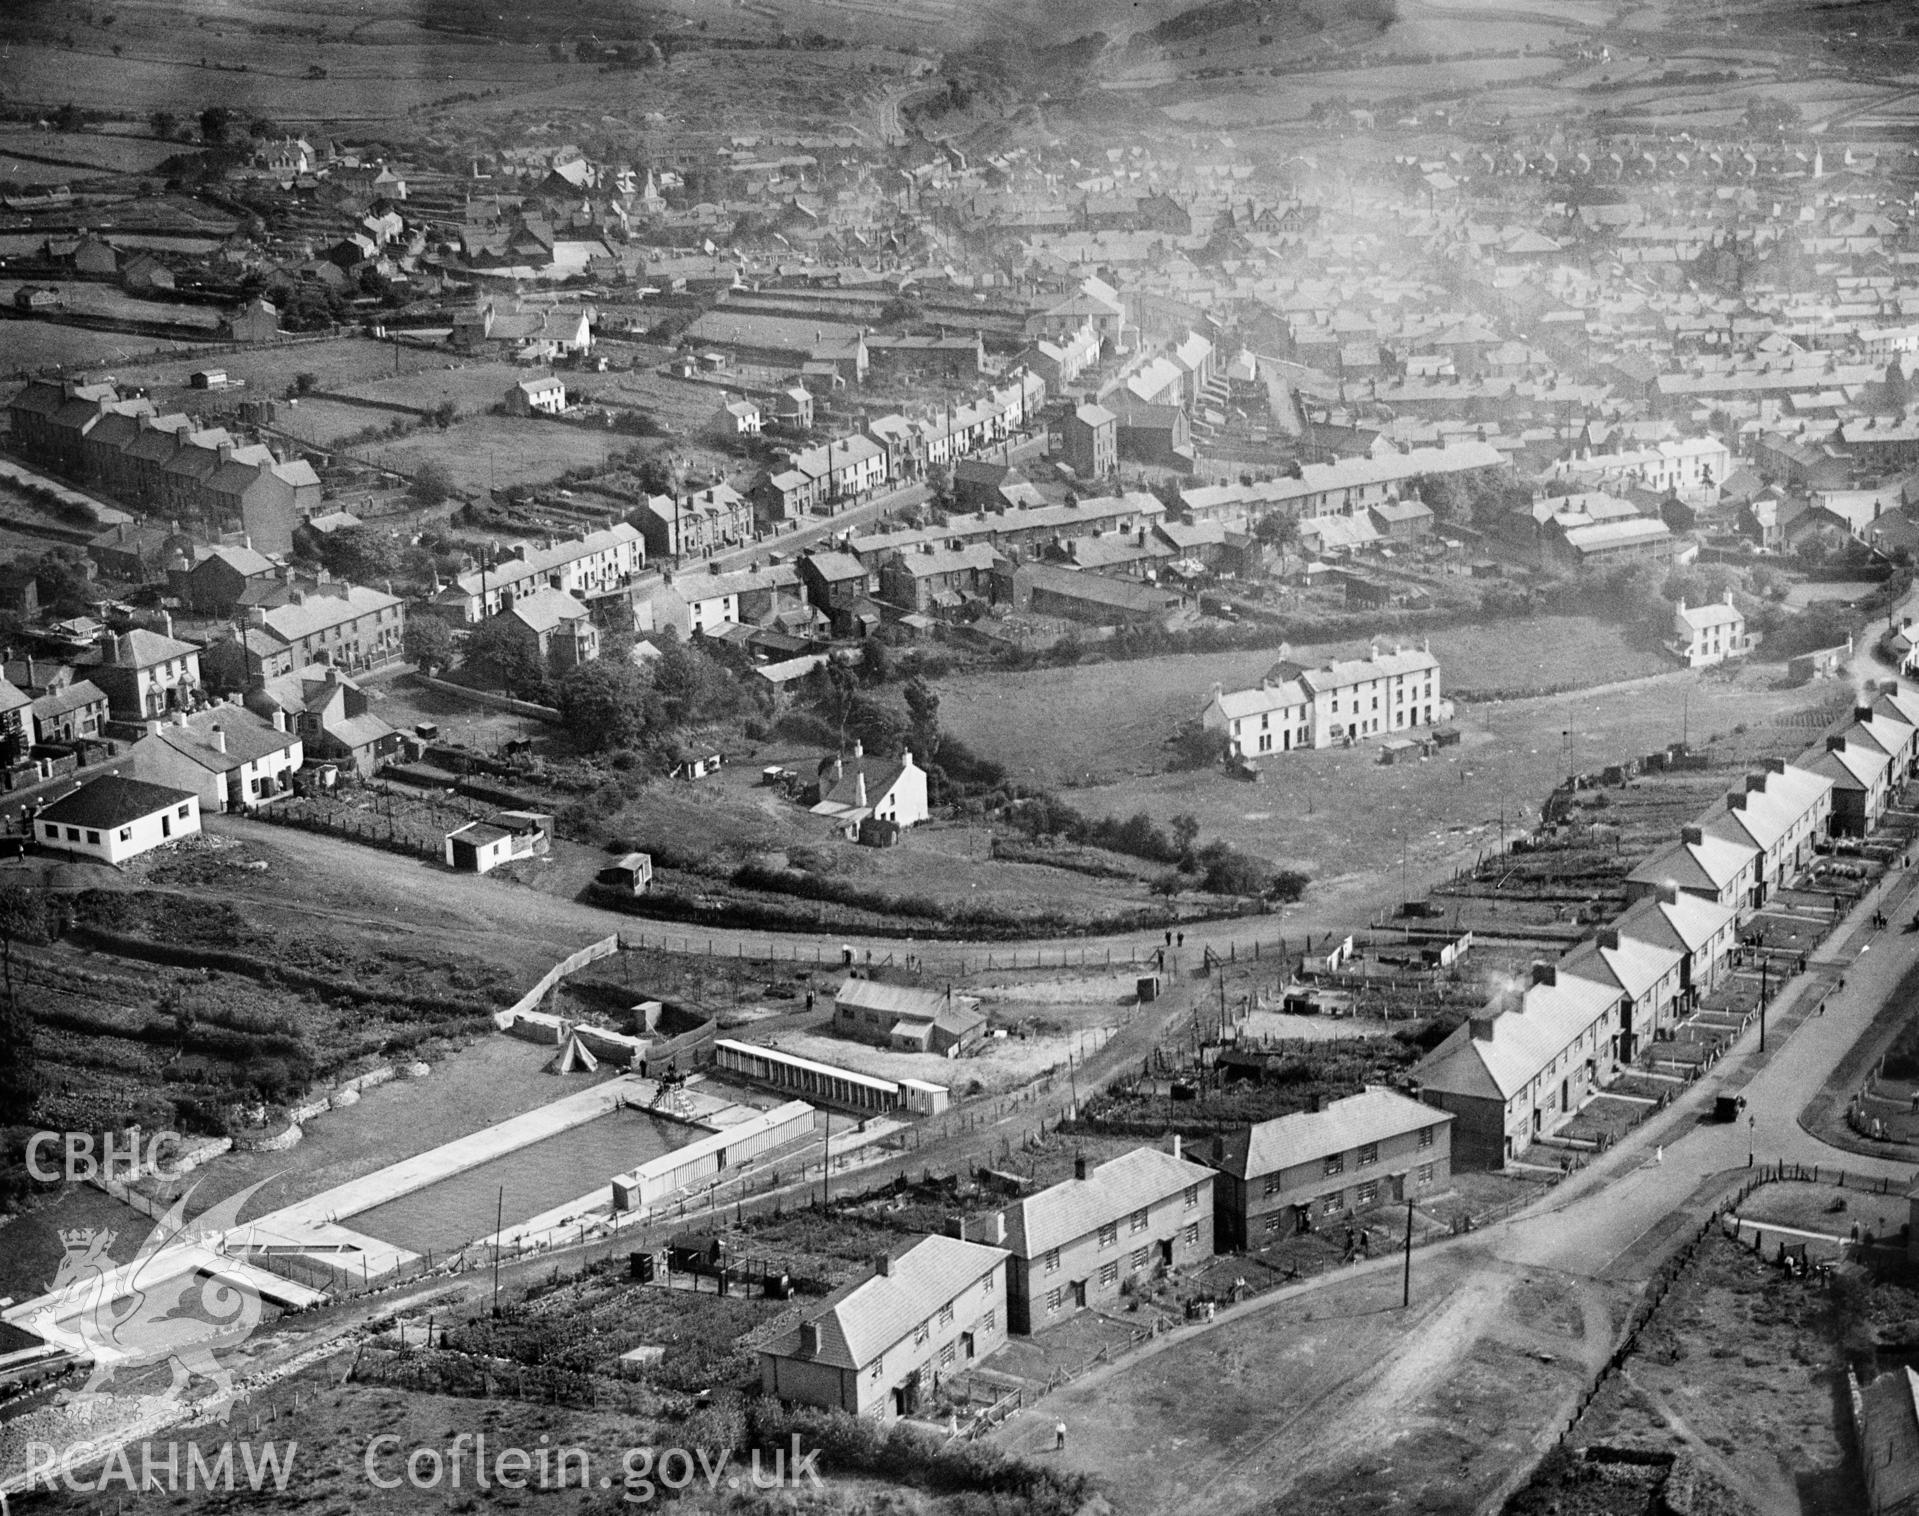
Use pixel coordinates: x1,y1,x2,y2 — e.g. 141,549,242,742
1207,1087,1453,1251
999,1145,1215,1333
1700,760,1832,906
1625,825,1760,915
758,1235,1008,1420
1612,886,1739,1007
1558,927,1683,1062
1416,964,1624,1169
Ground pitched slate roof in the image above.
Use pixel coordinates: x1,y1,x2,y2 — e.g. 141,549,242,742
759,1235,1008,1371
1001,1147,1216,1259
39,774,195,829
1417,971,1620,1103
1212,1087,1449,1180
1625,831,1757,896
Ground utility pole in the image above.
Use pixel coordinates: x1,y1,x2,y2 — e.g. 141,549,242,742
821,1120,831,1207
490,1185,504,1317
1759,958,1769,1053
1402,1199,1414,1308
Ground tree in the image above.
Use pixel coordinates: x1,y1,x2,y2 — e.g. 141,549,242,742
0,875,46,1126
464,617,550,701
248,116,279,141
198,104,233,144
903,676,941,761
149,109,177,141
316,524,402,585
556,660,659,752
403,616,455,675
409,460,455,507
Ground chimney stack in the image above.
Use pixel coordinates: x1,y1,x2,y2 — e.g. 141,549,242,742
798,1321,820,1357
1681,824,1704,846
1532,962,1558,987
1073,1154,1088,1181
209,725,227,754
1657,882,1679,906
874,1252,894,1277
1597,927,1620,951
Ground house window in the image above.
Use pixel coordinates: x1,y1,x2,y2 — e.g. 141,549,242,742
1263,1214,1284,1235
1046,1287,1063,1313
1132,1247,1149,1271
1098,1261,1119,1288
1184,1184,1200,1209
66,826,80,842
177,806,189,819
1323,1154,1344,1177
1098,1222,1118,1249
1263,1174,1282,1196
1322,1193,1343,1217
938,1302,954,1327
938,1342,956,1368
1044,1248,1060,1275
86,830,100,844
1419,1163,1435,1184
870,1358,884,1379
118,827,131,842
1357,1143,1378,1168
983,1307,996,1332
1356,1181,1378,1207
1129,1207,1148,1235
914,1323,930,1347
1183,1223,1199,1247
1418,1126,1435,1150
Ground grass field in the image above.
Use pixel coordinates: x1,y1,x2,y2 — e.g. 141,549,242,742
366,414,630,494
0,319,205,380
0,128,181,175
938,626,1819,924
935,614,1679,790
0,279,222,331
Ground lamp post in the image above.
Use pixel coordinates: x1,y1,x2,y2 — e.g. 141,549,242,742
1748,1113,1755,1168
1758,957,1768,1053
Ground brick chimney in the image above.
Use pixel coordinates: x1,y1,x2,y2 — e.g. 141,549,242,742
798,1321,819,1357
1532,962,1558,987
1597,928,1620,951
1681,824,1704,845
1657,882,1680,905
1074,1154,1089,1181
874,1252,894,1277
209,725,226,754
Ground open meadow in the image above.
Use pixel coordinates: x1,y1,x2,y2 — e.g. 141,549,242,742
938,622,1832,918
934,614,1680,790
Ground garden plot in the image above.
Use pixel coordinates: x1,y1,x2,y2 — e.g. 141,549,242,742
1530,1228,1862,1514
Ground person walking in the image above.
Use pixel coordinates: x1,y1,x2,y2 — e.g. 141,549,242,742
1655,1145,1664,1166
1055,1421,1068,1452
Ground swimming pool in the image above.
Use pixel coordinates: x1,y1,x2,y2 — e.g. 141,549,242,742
347,1108,687,1255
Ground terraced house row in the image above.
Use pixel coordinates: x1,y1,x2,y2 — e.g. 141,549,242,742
8,378,322,555
1419,685,1919,1169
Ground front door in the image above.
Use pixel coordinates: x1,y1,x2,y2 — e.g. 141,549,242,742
961,1333,975,1361
1071,1280,1086,1309
1159,1238,1174,1267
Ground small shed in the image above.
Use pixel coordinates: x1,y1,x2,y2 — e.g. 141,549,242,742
600,851,653,894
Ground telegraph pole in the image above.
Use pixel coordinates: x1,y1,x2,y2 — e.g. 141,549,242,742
1402,1199,1414,1308
490,1185,504,1317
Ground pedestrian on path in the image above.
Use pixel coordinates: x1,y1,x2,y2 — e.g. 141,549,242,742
1055,1421,1067,1452
1655,1145,1663,1166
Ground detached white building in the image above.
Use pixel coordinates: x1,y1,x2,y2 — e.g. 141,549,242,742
1203,642,1451,759
35,775,200,864
1670,595,1748,668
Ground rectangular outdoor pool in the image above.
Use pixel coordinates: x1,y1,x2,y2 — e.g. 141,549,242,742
346,1108,688,1256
